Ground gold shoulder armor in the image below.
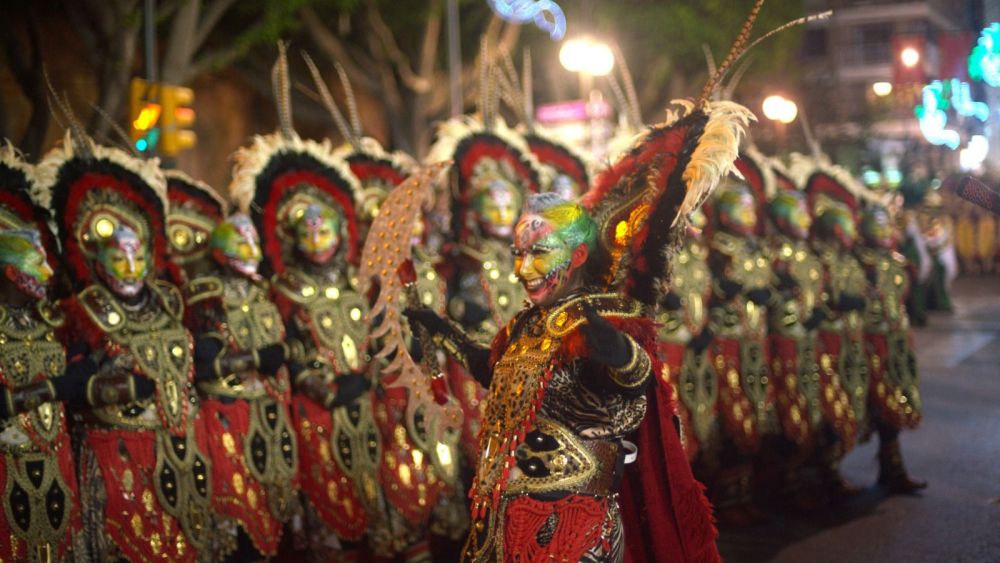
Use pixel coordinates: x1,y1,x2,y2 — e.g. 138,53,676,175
151,280,185,320
545,293,643,337
78,285,126,333
273,269,318,304
183,276,224,306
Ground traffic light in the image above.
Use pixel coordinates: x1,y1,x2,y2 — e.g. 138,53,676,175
129,78,161,154
160,85,196,156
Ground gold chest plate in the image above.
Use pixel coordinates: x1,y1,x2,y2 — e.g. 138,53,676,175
0,305,65,452
223,280,284,351
659,240,710,338
475,241,527,332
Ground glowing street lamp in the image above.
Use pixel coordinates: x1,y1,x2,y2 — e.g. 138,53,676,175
559,37,615,76
900,46,920,68
872,81,893,96
761,94,798,124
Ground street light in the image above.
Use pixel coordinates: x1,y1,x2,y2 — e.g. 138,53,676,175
900,46,920,68
761,95,798,124
872,81,893,96
559,37,614,76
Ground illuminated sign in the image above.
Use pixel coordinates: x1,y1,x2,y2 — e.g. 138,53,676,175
969,23,1000,87
914,81,960,149
488,0,566,40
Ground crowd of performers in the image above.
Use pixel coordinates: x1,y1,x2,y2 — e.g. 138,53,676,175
0,40,926,562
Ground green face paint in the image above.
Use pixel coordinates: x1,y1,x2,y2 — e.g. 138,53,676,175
0,230,52,299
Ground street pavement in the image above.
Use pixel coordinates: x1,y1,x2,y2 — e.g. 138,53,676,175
718,275,1000,563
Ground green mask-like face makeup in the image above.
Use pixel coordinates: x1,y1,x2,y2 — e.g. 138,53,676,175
717,185,758,236
294,204,343,265
473,180,523,240
211,213,263,278
861,206,894,249
0,229,53,300
769,191,812,240
511,194,596,307
817,205,857,249
95,224,148,298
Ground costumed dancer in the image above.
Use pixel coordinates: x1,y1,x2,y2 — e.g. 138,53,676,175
168,171,300,559
303,52,467,557
406,91,751,561
857,202,926,494
0,144,84,562
230,45,375,560
762,154,855,507
654,207,715,464
36,129,213,561
702,168,773,524
918,190,958,312
804,167,868,499
425,68,544,464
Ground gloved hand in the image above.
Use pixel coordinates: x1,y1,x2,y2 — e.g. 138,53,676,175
719,279,743,300
836,294,866,312
580,302,632,369
132,375,156,400
660,292,683,311
52,356,100,403
747,288,771,305
688,327,714,354
403,307,454,338
328,373,371,408
803,308,827,331
256,343,287,376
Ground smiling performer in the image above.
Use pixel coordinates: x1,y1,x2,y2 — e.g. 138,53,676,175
0,145,85,563
426,64,545,464
36,126,212,562
407,91,751,560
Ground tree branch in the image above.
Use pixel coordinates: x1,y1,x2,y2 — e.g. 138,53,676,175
300,6,379,92
193,0,238,52
161,0,201,83
365,2,430,93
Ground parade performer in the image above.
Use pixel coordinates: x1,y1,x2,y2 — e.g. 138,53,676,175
230,44,376,560
918,190,958,312
805,168,868,499
857,203,926,494
36,129,213,562
763,154,855,506
406,95,751,560
170,170,299,559
165,170,227,284
426,73,544,464
702,168,773,524
654,207,714,464
304,52,468,556
0,145,84,562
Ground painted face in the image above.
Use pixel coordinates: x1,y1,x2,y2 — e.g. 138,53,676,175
0,230,52,300
512,214,586,307
717,187,758,236
212,214,262,278
818,207,857,249
770,192,812,240
474,180,522,239
95,224,148,298
861,207,893,248
295,204,342,265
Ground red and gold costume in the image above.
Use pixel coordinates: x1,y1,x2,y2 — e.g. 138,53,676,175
763,156,856,501
702,167,773,518
426,116,544,464
0,145,83,562
805,168,869,489
407,100,751,562
37,134,213,562
857,203,925,493
168,171,299,558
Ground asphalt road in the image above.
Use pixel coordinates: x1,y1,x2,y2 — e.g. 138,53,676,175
718,275,1000,563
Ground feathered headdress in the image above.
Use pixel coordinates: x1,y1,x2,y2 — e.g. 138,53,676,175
0,142,59,258
165,170,227,270
35,130,170,292
228,44,362,277
495,49,593,196
300,51,417,222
